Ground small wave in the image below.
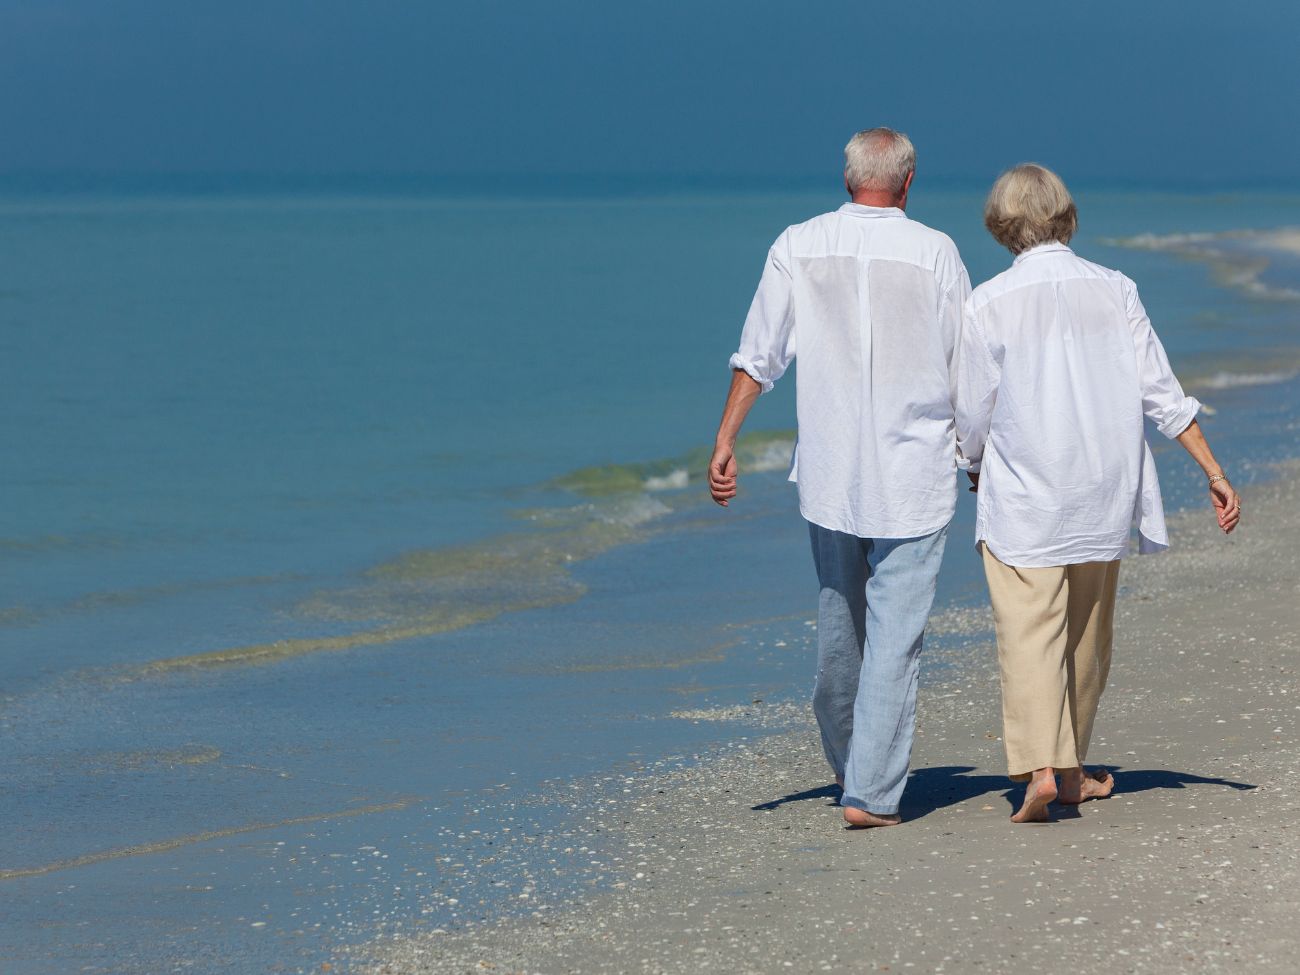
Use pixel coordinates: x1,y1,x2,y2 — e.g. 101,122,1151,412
518,491,674,531
1108,231,1218,251
126,502,667,675
1106,228,1300,301
114,434,797,678
551,430,795,498
644,468,689,491
745,439,798,473
596,495,672,526
1194,370,1297,391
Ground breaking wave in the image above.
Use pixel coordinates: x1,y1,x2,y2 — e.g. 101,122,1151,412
551,429,795,497
1193,370,1297,391
1106,228,1300,301
115,433,796,676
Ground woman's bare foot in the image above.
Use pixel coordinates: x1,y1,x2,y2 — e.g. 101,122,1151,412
843,806,901,828
1058,767,1114,804
1011,769,1057,823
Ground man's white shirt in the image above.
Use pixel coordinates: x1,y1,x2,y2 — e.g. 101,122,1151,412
955,242,1201,567
730,203,970,539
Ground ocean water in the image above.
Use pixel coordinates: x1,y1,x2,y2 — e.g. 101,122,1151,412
1,180,1298,972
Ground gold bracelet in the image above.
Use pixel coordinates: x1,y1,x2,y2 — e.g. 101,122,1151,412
1207,473,1228,485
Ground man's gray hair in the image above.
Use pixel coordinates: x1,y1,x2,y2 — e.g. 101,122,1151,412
843,127,916,196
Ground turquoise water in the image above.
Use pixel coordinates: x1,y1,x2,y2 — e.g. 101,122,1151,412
1,182,1298,971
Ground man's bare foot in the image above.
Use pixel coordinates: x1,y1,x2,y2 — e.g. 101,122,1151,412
1011,770,1057,823
1058,767,1114,805
843,806,901,828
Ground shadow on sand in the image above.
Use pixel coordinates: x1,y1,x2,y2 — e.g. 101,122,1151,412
752,765,1256,820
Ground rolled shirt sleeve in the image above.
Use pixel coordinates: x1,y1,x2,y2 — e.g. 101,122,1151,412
955,296,999,473
729,232,795,393
1123,275,1201,438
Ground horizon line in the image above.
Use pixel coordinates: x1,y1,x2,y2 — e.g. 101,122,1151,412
1,170,1298,199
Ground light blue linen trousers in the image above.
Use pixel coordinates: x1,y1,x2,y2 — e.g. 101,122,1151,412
808,522,948,815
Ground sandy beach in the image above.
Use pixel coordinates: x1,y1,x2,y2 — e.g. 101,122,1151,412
360,463,1300,975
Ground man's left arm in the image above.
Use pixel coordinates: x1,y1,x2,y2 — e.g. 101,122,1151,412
939,258,972,416
939,256,974,488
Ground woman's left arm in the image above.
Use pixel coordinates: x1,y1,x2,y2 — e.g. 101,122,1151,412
1124,276,1202,438
1123,276,1240,534
1175,419,1241,534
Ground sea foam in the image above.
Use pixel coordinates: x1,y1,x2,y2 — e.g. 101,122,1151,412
551,430,796,498
1196,370,1297,391
1107,228,1300,301
644,468,690,491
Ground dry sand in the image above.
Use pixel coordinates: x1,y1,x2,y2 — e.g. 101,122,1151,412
360,467,1300,974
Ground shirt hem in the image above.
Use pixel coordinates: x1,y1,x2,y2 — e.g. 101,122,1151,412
975,535,1127,568
803,503,953,541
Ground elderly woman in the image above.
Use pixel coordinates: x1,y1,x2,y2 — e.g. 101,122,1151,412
956,164,1240,824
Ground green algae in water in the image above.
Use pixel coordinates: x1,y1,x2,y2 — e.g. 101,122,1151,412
551,430,795,497
113,433,794,677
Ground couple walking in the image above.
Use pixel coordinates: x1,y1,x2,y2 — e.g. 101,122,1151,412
709,128,1241,825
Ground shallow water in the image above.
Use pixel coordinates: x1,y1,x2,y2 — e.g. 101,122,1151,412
1,181,1297,971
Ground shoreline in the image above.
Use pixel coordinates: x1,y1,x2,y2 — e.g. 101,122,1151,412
5,195,1299,975
358,463,1300,974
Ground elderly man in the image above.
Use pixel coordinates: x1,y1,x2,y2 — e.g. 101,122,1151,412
709,128,970,827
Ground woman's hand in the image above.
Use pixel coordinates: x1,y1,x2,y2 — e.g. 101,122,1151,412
1174,421,1239,535
1209,477,1240,534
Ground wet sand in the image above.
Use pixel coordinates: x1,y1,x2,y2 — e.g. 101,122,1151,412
360,465,1300,974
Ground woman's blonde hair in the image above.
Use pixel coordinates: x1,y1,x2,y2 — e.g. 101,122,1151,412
983,163,1078,254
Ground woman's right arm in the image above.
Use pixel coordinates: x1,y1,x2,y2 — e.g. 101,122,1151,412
955,297,999,484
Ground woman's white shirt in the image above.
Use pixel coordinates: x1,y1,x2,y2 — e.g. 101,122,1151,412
956,243,1200,567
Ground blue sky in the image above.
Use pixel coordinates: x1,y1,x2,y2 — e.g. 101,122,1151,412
0,0,1296,184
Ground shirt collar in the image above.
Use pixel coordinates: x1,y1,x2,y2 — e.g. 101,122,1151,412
1013,241,1073,265
837,202,906,219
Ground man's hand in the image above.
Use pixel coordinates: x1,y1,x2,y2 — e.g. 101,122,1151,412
709,444,738,506
1209,477,1241,534
709,370,762,508
966,471,980,494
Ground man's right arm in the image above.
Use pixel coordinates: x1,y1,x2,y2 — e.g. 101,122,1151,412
709,370,762,506
710,233,795,507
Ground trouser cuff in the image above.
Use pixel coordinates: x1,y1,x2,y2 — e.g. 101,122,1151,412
840,793,900,816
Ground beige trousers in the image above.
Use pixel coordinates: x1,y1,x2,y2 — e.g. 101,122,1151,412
980,543,1121,781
